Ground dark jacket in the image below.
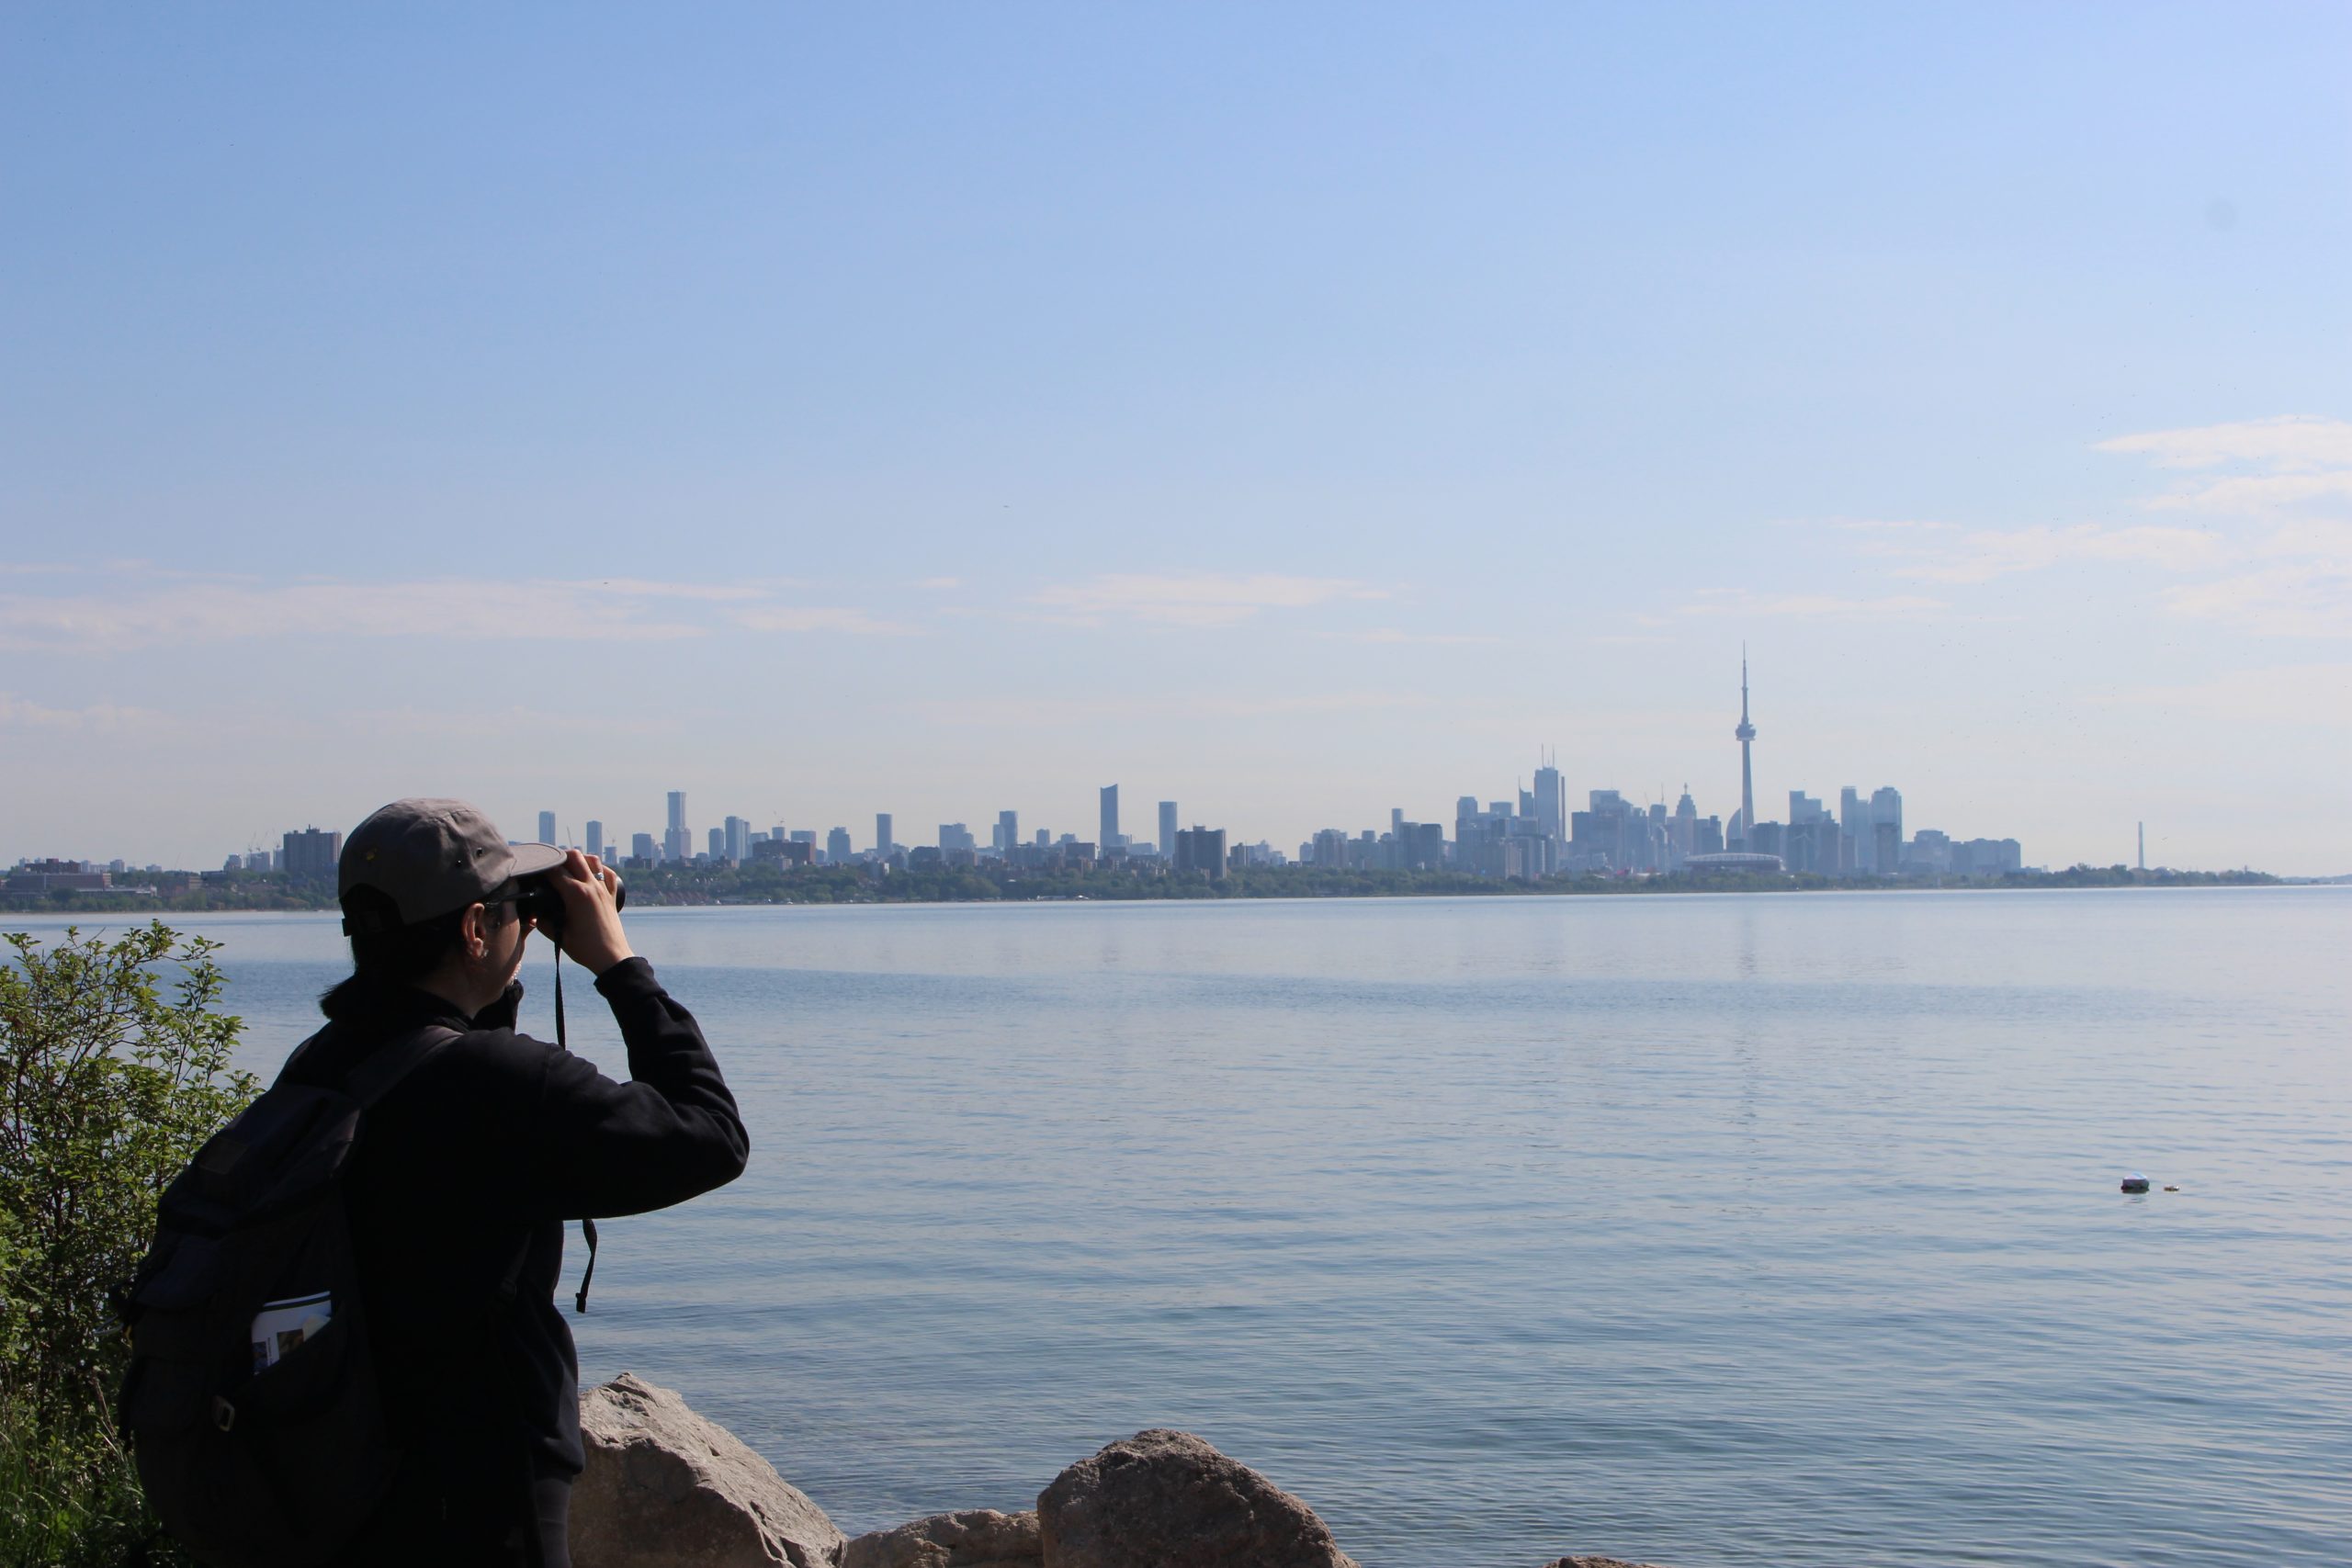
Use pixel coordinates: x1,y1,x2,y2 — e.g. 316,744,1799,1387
279,957,748,1551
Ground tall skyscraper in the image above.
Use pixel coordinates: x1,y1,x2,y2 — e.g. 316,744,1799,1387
706,828,724,861
875,813,893,855
1870,787,1903,840
825,826,852,864
996,809,1019,854
1100,784,1119,848
1669,789,1697,865
1733,651,1757,850
1157,800,1177,857
537,810,557,845
1839,786,1868,871
1533,753,1565,841
1871,786,1903,874
725,815,749,863
585,820,604,860
664,791,690,863
1784,793,1828,871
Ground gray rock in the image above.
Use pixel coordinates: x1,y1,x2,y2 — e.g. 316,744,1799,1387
572,1372,847,1568
1542,1558,1669,1568
843,1508,1042,1568
1035,1428,1358,1568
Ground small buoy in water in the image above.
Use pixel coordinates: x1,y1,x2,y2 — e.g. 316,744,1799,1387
2163,1184,2179,1192
2121,1173,2151,1193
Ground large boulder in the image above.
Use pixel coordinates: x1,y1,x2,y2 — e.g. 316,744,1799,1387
572,1372,847,1568
843,1509,1042,1568
1035,1429,1357,1568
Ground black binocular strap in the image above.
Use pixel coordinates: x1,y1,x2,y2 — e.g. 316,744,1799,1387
574,1219,599,1315
550,948,601,1316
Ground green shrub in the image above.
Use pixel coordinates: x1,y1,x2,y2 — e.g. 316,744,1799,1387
1,923,256,1566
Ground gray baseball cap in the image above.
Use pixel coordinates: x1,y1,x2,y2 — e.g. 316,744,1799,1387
338,797,567,931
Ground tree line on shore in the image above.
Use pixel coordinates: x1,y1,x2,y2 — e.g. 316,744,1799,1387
3,860,2280,916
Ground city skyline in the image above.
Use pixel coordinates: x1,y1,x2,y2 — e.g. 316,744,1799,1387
23,660,2062,882
0,644,2278,877
492,663,2024,879
4,9,2348,875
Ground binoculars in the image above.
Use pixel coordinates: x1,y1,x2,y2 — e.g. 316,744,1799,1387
514,874,626,940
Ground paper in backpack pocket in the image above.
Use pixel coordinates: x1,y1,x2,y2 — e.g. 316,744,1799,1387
250,1291,333,1374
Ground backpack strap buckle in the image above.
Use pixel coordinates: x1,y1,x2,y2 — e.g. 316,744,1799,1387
210,1396,236,1433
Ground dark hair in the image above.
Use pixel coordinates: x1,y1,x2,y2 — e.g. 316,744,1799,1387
320,887,509,1017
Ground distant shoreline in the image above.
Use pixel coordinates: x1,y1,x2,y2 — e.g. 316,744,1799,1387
2,862,2294,919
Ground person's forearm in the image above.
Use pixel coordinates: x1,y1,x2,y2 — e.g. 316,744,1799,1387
599,959,735,1112
520,960,750,1219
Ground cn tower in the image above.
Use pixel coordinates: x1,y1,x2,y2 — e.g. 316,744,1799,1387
1734,648,1756,847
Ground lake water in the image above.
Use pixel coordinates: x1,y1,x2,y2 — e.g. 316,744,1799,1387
18,889,2349,1566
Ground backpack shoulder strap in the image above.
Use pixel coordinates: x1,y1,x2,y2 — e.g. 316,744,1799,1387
342,1024,465,1111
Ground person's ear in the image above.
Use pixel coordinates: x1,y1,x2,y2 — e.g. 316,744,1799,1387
459,902,491,962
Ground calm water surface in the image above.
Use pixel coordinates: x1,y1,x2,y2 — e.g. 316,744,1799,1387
25,890,2350,1566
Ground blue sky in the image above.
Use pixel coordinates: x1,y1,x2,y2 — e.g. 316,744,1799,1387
5,4,2349,872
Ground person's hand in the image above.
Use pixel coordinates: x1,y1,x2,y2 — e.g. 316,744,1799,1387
550,849,635,976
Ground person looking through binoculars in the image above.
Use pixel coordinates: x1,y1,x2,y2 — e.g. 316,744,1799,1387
284,797,749,1566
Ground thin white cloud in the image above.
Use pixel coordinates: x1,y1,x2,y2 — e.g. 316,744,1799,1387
1320,627,1500,646
1890,524,2229,584
2094,415,2352,472
334,703,684,740
2097,416,2352,518
0,573,923,651
2162,566,2352,639
0,692,169,732
1205,690,1435,717
1679,589,1947,620
575,578,780,602
2138,471,2352,515
0,580,709,651
1809,416,2352,637
2090,415,2352,634
1030,572,1387,627
1819,518,1962,535
729,606,922,636
915,688,1430,726
2260,518,2352,559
